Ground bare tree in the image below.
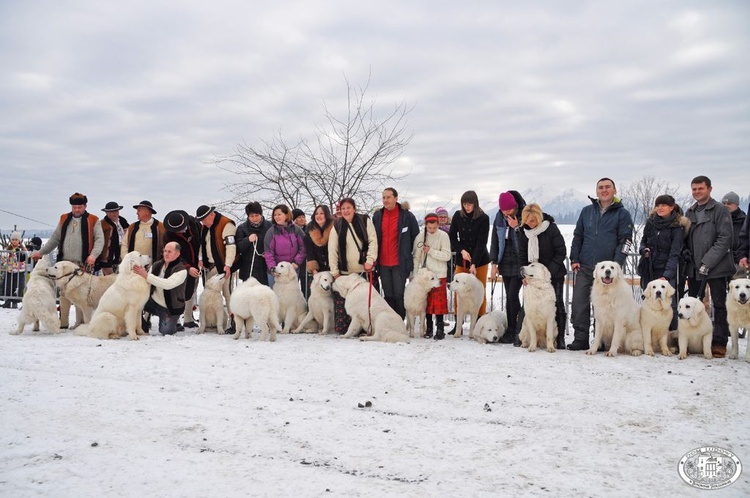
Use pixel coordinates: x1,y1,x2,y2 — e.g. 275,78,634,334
620,175,684,244
214,76,413,217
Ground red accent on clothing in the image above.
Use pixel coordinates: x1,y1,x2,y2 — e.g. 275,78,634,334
426,277,449,314
380,207,399,266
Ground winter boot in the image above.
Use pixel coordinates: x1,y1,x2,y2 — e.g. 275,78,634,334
2,300,11,309
555,309,567,350
424,315,434,339
225,314,236,335
434,315,445,340
513,308,525,347
447,322,457,335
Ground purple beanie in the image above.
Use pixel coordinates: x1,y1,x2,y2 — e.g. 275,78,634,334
498,192,517,211
435,206,449,216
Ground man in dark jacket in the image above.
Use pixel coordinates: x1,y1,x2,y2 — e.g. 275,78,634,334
721,191,746,265
164,210,202,329
98,201,129,275
236,202,272,286
686,177,735,357
371,187,420,318
134,241,187,336
568,178,634,351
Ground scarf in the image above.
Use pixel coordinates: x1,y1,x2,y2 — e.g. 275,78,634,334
524,220,550,263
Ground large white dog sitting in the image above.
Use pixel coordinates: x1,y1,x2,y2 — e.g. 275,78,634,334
272,261,307,334
587,261,644,357
76,251,151,340
11,255,60,335
519,262,557,352
47,260,116,329
727,278,750,361
196,274,228,334
332,273,410,343
448,273,485,339
230,277,282,341
640,279,676,356
404,268,441,338
677,296,713,360
293,271,334,334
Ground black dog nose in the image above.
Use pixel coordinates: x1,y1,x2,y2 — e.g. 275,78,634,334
655,291,662,298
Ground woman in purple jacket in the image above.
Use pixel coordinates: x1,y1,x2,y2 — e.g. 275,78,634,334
263,204,306,287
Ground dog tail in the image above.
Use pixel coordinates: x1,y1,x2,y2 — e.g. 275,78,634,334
76,312,119,339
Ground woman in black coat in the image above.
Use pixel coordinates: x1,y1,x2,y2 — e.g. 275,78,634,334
518,204,568,349
236,201,272,285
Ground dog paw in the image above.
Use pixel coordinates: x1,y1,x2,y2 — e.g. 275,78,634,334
631,350,642,357
605,350,617,357
547,347,555,353
645,349,655,357
728,353,738,360
678,354,687,360
661,349,672,356
586,349,596,355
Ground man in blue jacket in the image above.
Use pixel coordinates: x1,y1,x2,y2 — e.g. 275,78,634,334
568,178,634,351
372,187,420,319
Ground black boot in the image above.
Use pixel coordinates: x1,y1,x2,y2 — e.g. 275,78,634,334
434,315,445,340
447,323,457,335
424,315,433,339
555,310,567,350
225,315,236,335
1,300,11,309
567,338,590,351
499,330,515,344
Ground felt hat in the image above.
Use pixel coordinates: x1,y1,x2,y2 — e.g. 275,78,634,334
102,201,123,212
164,210,190,232
133,200,157,214
195,205,215,221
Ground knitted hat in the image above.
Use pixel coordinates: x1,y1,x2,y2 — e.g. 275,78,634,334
30,236,43,249
722,191,740,205
133,200,157,214
424,213,439,223
69,193,88,205
102,201,123,212
10,231,21,240
195,205,215,220
164,210,190,232
498,192,517,211
245,202,263,216
292,208,305,219
435,207,449,216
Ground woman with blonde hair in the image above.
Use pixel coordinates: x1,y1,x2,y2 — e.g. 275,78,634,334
518,203,568,349
2,232,27,308
448,190,490,334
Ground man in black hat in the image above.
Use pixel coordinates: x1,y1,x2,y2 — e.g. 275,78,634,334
31,192,104,328
133,241,188,335
164,210,202,329
97,201,129,275
196,204,237,334
121,200,165,264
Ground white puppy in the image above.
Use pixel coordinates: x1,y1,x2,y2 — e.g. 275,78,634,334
640,279,675,356
727,278,750,361
473,309,508,344
448,273,484,339
588,261,644,357
519,263,557,352
230,277,282,341
46,261,116,328
404,268,441,338
293,271,334,334
11,256,60,335
332,273,409,342
677,296,713,360
196,274,228,334
272,261,307,334
76,251,151,340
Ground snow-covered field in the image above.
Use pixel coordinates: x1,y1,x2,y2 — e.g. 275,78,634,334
1,305,748,497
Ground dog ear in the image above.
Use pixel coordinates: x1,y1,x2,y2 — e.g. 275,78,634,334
666,284,675,298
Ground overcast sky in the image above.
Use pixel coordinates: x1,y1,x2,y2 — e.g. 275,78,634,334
1,0,748,231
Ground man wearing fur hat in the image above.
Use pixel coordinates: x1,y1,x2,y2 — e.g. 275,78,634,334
97,201,129,275
196,205,237,334
32,192,104,328
164,210,202,329
121,200,165,263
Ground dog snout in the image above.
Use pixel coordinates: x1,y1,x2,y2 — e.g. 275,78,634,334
655,291,662,298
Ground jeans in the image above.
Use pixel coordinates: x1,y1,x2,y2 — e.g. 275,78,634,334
143,298,180,335
571,266,594,343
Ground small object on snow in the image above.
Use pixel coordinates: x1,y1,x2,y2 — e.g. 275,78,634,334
383,429,390,433
96,344,102,347
696,392,700,396
289,397,294,401
667,370,672,374
358,403,364,408
484,403,491,412
91,442,98,447
365,401,372,407
53,454,62,460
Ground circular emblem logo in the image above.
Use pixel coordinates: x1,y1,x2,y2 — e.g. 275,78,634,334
678,446,742,490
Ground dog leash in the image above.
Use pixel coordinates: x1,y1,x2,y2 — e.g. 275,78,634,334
366,270,374,335
489,278,496,312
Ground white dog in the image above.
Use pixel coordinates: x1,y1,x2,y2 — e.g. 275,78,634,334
727,278,750,361
640,279,676,356
230,277,282,341
404,268,441,338
272,261,307,334
519,263,557,352
11,256,60,335
293,271,334,334
473,309,508,344
676,296,713,360
448,273,485,339
46,261,116,328
588,261,644,357
196,274,228,333
332,274,410,342
76,251,151,340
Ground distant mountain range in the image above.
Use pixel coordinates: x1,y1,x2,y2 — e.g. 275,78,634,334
485,186,591,224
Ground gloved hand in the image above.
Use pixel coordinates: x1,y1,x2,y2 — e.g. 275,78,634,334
698,264,710,276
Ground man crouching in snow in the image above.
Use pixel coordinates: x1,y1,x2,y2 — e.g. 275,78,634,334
133,241,188,336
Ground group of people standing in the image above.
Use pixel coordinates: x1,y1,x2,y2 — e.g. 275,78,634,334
7,175,748,356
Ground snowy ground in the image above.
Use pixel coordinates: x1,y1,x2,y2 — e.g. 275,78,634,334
1,305,749,497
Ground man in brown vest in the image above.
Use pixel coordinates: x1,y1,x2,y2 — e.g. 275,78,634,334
196,205,237,334
121,200,165,264
32,192,104,328
97,201,129,275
